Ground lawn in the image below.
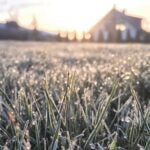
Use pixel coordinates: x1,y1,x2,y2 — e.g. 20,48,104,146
0,42,150,149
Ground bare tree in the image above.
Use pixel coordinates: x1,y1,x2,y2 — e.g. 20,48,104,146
31,15,38,30
8,7,19,22
0,1,43,22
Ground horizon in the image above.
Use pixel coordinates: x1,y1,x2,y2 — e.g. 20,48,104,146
0,0,150,33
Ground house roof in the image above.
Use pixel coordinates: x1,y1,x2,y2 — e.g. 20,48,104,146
90,8,143,33
0,23,6,29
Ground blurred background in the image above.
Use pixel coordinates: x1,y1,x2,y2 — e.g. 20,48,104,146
0,0,149,42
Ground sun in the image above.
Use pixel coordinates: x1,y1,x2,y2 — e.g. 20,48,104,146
17,0,150,32
19,0,109,32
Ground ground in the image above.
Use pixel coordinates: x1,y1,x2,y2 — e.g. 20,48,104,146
0,42,150,149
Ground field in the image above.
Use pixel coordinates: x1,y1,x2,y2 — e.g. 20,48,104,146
0,42,150,150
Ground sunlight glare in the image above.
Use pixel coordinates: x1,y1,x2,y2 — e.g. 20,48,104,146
16,0,150,32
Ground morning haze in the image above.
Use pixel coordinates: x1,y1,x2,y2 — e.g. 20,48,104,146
0,1,150,150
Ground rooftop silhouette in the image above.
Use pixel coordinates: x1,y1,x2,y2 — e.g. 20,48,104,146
89,7,149,42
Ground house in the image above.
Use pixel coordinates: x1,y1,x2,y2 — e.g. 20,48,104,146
89,6,149,42
0,21,57,41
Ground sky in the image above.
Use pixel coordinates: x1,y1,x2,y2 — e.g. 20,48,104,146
0,0,150,33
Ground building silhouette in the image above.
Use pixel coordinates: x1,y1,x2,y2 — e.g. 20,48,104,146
0,21,57,41
89,7,150,43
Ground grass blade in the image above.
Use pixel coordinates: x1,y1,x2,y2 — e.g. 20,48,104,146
84,81,118,149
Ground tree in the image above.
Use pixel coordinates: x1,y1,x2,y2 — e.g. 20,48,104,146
57,31,62,42
31,16,39,40
64,32,69,42
82,32,86,42
73,31,77,42
31,16,38,30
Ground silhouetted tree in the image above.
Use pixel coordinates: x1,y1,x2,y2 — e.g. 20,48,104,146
73,31,77,42
82,32,86,42
31,16,39,40
8,8,19,23
64,32,69,42
57,31,62,42
31,16,38,30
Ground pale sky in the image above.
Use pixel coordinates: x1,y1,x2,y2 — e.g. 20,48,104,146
0,0,150,32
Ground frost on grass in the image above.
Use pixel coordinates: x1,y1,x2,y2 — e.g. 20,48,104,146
0,42,150,149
